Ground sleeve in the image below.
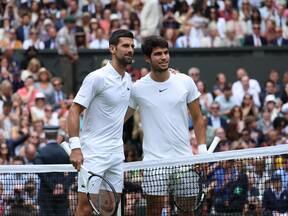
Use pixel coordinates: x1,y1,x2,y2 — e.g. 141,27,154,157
129,85,138,109
184,75,201,104
73,72,104,108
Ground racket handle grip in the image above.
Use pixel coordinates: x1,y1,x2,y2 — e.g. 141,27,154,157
208,136,220,153
61,141,71,156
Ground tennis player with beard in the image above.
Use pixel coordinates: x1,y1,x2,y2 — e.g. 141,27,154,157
67,30,134,216
125,36,207,216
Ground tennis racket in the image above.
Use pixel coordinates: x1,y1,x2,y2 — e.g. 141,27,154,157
171,136,220,214
61,142,119,216
170,165,204,214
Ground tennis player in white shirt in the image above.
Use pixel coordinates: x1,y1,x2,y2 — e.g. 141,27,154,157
67,30,135,216
125,36,208,216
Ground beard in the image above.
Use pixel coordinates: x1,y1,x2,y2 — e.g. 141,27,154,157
117,55,133,66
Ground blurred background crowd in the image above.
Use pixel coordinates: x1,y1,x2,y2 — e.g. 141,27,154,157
1,0,288,50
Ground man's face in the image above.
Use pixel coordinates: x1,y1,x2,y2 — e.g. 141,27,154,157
147,47,170,73
111,37,134,66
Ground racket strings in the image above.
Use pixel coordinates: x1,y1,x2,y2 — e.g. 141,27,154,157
172,166,204,213
87,176,117,216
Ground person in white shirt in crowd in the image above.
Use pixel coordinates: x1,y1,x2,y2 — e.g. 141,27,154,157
200,23,224,47
233,75,261,107
140,0,165,37
215,83,238,116
125,35,207,216
232,68,261,100
89,27,109,49
67,30,134,216
23,28,45,50
259,0,279,21
264,94,281,122
175,23,192,48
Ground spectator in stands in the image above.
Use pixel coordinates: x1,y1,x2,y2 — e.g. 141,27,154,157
213,72,228,97
16,76,38,107
244,23,267,46
215,83,238,117
257,108,273,134
43,104,59,127
188,67,201,82
207,6,226,39
82,0,97,17
23,28,45,50
197,80,213,114
263,19,278,45
260,0,278,21
0,142,10,165
89,27,109,49
201,23,224,47
34,67,54,102
88,18,100,43
50,77,66,110
44,26,57,49
223,22,242,47
140,0,165,37
34,126,71,216
175,23,192,48
23,143,37,165
30,92,46,122
56,15,78,95
229,105,245,132
0,80,13,110
0,101,18,139
234,75,261,107
263,173,288,215
275,155,288,190
268,69,282,95
21,57,41,82
232,68,261,96
207,102,228,129
225,119,242,142
264,94,280,121
260,80,279,106
241,93,259,118
16,12,31,43
0,29,22,50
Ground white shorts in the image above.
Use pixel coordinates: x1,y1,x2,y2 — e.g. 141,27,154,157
78,152,124,193
142,167,200,196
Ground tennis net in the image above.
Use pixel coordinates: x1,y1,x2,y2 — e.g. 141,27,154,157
0,144,287,216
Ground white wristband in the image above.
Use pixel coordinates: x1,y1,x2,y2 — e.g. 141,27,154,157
69,137,81,150
198,144,208,154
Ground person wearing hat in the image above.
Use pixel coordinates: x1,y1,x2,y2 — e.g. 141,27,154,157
56,15,78,95
30,92,46,122
34,125,71,216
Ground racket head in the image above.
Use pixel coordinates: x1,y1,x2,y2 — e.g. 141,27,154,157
172,168,205,213
86,173,119,216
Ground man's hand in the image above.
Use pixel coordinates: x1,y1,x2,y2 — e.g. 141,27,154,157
70,148,83,171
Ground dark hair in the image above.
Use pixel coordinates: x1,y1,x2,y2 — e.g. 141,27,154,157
109,30,134,46
141,36,169,57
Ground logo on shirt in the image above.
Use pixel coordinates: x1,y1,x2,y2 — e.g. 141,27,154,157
127,87,130,91
159,88,168,92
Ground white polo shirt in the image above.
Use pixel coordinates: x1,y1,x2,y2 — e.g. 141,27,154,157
74,62,132,157
129,73,200,161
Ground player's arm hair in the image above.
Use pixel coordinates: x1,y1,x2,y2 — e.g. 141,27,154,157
124,107,135,122
67,102,85,137
187,99,206,145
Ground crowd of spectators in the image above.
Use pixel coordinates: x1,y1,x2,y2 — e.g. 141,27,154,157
0,0,288,49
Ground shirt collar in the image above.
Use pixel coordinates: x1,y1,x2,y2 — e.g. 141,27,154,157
106,61,126,79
